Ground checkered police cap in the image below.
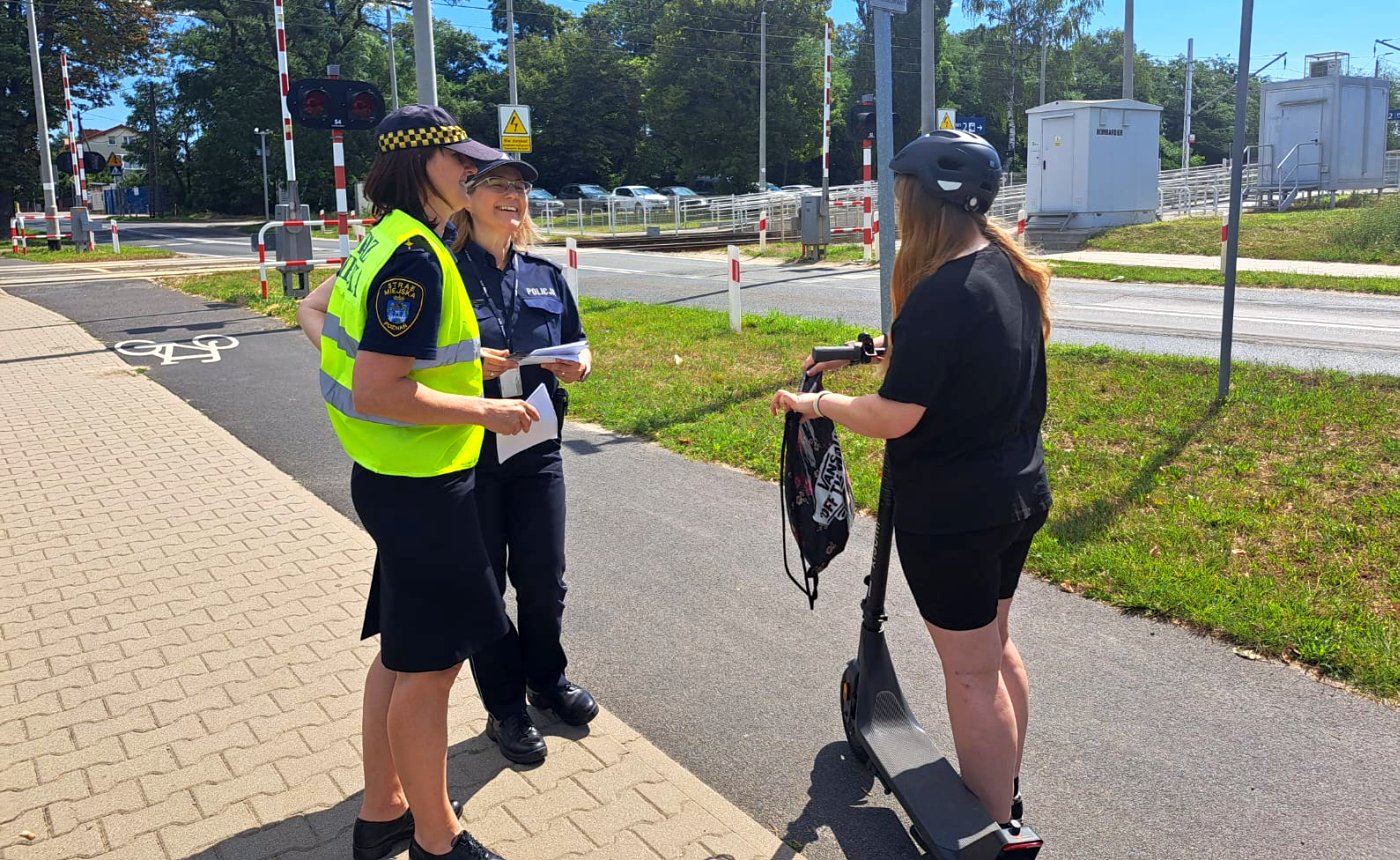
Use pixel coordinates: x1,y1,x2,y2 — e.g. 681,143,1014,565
374,104,502,160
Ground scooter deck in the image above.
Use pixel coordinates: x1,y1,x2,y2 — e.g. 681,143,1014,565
859,690,1014,859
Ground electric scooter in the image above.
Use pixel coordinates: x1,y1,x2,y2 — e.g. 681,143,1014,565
809,339,1044,860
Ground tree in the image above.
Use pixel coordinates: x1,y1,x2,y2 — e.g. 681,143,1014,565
960,0,1102,163
2,0,163,214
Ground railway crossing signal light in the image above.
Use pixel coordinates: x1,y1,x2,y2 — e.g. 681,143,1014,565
287,79,386,130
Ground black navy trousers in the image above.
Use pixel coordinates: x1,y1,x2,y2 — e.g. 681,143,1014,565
469,439,570,717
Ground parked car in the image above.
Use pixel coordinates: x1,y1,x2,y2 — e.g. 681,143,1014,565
557,183,615,213
658,185,707,210
612,185,671,213
751,182,783,194
527,188,565,217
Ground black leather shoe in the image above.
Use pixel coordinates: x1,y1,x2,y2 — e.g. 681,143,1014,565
485,711,547,764
354,801,463,860
527,682,599,726
408,830,505,860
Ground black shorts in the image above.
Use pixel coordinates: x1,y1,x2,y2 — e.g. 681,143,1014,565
352,464,510,673
894,510,1049,631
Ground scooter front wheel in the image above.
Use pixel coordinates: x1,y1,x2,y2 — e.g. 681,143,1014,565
839,661,869,766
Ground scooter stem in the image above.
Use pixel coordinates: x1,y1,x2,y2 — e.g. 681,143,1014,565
862,447,896,633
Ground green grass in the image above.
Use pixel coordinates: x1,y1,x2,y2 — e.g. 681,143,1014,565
743,241,875,264
1088,194,1400,265
6,245,176,262
1048,261,1400,296
156,272,1400,699
161,271,302,325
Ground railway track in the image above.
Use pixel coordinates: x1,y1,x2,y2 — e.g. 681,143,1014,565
545,231,764,252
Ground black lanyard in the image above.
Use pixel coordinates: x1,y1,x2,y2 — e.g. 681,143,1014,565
463,248,516,350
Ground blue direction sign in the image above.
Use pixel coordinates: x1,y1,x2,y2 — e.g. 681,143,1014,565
956,116,988,135
1389,108,1400,122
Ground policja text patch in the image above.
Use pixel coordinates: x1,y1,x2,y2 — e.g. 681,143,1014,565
376,278,425,337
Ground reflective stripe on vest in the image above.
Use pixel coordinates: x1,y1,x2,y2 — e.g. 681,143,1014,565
319,209,485,477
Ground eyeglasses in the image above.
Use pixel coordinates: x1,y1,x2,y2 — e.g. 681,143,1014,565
471,176,533,194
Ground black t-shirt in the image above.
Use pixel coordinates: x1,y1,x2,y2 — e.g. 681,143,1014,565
878,245,1052,535
356,238,443,359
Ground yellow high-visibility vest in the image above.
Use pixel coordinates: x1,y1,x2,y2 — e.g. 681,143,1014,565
320,209,484,477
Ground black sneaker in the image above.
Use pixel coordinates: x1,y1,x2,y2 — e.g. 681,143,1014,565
408,830,505,860
485,711,548,764
353,801,462,860
527,682,599,726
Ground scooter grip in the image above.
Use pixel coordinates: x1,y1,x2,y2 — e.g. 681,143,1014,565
811,345,866,365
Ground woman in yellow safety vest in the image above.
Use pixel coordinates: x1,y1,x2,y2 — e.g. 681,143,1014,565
298,104,533,860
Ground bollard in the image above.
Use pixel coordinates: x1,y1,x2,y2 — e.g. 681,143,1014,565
1016,208,1028,246
727,244,742,333
8,217,18,255
564,237,579,301
759,209,768,253
1219,210,1228,272
110,220,120,254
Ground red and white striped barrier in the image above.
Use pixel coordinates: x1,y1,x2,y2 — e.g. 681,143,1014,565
727,245,742,332
564,237,579,298
255,217,376,298
758,210,768,252
821,21,832,189
273,0,297,187
60,53,89,210
862,140,873,262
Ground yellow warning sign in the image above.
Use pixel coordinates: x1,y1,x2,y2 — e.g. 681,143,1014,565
107,152,123,168
497,104,533,153
936,108,957,131
940,114,954,130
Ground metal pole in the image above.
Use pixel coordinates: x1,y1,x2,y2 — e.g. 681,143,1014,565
255,129,270,220
1182,38,1194,172
921,0,935,132
1039,34,1048,104
820,20,831,250
328,64,350,258
25,0,62,250
1123,0,1134,99
875,8,896,333
413,0,437,105
506,0,518,105
149,83,160,217
386,6,399,109
1219,0,1253,402
759,3,766,190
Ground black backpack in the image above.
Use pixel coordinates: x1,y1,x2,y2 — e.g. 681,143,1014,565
780,371,855,609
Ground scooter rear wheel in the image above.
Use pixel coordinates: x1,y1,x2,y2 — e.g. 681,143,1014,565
839,661,869,766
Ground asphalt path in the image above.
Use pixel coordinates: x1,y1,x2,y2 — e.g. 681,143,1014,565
531,247,1400,376
9,271,1400,860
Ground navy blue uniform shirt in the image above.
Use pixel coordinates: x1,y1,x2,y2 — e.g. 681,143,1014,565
456,240,585,402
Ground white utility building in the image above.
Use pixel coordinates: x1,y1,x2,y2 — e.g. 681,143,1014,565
1024,99,1163,229
1255,53,1391,209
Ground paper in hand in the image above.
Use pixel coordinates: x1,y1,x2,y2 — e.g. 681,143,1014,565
496,383,559,464
510,339,588,366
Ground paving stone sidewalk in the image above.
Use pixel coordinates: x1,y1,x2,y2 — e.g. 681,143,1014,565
0,289,803,860
1041,249,1400,279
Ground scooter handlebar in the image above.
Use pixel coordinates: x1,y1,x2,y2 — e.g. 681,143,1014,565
810,332,884,367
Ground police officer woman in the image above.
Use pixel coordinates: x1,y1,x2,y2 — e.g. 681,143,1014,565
297,105,535,860
771,130,1053,828
448,158,597,765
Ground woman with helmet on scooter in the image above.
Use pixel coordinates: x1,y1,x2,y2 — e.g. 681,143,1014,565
771,129,1052,829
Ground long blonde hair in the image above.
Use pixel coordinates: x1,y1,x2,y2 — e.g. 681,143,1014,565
891,175,1051,340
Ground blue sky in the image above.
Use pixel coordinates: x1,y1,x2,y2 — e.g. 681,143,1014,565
80,0,1397,131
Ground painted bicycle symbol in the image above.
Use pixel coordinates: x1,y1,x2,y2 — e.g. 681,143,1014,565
113,334,240,366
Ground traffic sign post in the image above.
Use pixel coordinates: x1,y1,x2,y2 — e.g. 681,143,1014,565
936,107,956,131
498,105,532,153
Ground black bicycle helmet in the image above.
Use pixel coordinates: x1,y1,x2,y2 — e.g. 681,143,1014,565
888,129,1002,213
